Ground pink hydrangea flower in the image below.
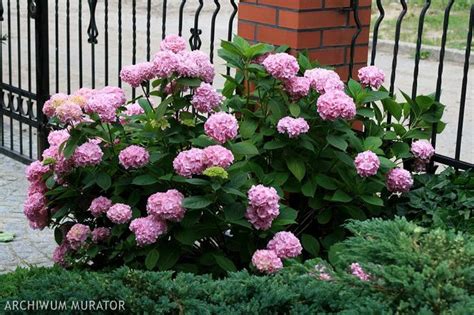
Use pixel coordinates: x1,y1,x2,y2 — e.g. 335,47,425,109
129,216,167,246
350,262,370,281
262,53,299,80
191,83,224,113
160,34,187,53
277,117,310,138
267,231,302,259
55,101,83,124
173,148,207,177
411,140,435,162
251,249,283,274
245,185,280,230
147,189,185,222
26,160,50,183
204,112,239,143
317,90,356,121
43,93,69,117
52,242,71,267
23,192,48,230
152,50,180,78
354,150,380,177
118,145,150,169
252,52,271,65
47,129,70,147
73,141,103,167
73,87,96,100
88,196,112,217
42,145,74,177
120,62,155,88
386,168,413,193
91,227,111,243
203,145,234,169
283,76,311,99
177,51,215,83
358,66,385,89
99,86,127,109
27,181,47,197
107,203,132,224
84,94,117,123
120,102,145,124
66,223,91,250
304,68,344,94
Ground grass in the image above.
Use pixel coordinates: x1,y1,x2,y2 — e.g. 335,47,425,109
371,0,472,50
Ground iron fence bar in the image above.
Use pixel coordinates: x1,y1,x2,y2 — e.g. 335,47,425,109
0,0,4,148
132,0,136,98
454,5,473,161
190,0,204,51
0,146,33,164
54,0,58,92
161,0,166,40
178,0,186,36
433,154,474,171
118,0,122,87
16,0,23,154
348,0,362,81
227,0,238,75
104,0,109,86
27,0,33,159
370,0,384,65
33,0,50,157
7,0,13,151
411,0,431,100
79,0,83,87
87,0,98,89
210,0,221,63
66,0,71,94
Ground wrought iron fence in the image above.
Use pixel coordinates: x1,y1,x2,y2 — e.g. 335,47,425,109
0,0,472,171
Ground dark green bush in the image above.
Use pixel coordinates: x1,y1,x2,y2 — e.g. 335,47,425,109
390,168,474,233
1,218,472,314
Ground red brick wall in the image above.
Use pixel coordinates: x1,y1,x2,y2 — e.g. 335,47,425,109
238,0,372,81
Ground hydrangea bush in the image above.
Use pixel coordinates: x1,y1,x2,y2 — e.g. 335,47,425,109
24,35,444,274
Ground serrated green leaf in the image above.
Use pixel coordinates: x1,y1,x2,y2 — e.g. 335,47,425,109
286,157,306,182
183,196,213,209
96,172,112,191
132,174,159,186
326,135,348,151
301,234,320,257
145,249,160,270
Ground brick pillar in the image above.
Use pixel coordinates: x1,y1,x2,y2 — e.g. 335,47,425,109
238,0,372,80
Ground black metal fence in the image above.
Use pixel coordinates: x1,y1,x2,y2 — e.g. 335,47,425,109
0,0,473,171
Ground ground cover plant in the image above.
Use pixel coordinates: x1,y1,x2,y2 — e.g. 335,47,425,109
22,34,444,275
1,218,472,314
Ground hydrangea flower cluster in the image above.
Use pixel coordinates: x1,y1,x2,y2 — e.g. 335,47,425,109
91,227,111,243
118,145,150,169
245,185,280,230
354,150,380,177
160,34,187,53
66,223,91,250
277,116,310,138
107,203,133,224
52,242,71,267
386,168,414,193
147,189,185,222
204,112,239,143
73,141,104,167
191,83,224,113
266,231,302,259
350,262,370,281
88,196,113,217
47,129,70,147
317,90,356,121
358,66,385,89
152,51,180,78
129,216,168,246
24,161,50,230
120,62,155,88
304,68,344,94
173,145,234,177
119,102,145,124
262,53,299,80
283,76,311,100
176,50,215,83
251,249,283,274
411,140,435,162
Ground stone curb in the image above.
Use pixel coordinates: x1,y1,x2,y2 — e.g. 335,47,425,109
369,39,472,65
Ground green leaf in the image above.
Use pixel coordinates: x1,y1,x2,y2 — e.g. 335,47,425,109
317,208,332,224
330,190,352,203
360,195,384,207
301,234,320,257
157,246,180,271
45,176,56,189
53,228,62,245
138,98,154,116
326,135,348,151
285,157,306,182
176,77,202,87
363,136,383,150
289,103,301,117
155,97,173,119
231,141,259,155
391,142,411,158
273,205,298,226
183,196,213,209
214,255,237,272
175,229,200,246
357,108,375,118
415,95,434,111
96,172,112,191
240,119,258,139
224,204,246,221
347,79,362,99
298,53,312,72
315,175,338,190
361,91,389,103
132,174,159,186
301,177,317,197
378,156,397,169
264,140,286,150
383,98,402,121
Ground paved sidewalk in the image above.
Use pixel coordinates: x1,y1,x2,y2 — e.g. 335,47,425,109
0,156,54,274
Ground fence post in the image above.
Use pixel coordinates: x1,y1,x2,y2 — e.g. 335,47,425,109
32,0,50,157
237,0,372,80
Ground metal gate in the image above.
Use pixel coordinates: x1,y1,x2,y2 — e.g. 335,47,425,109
0,0,239,163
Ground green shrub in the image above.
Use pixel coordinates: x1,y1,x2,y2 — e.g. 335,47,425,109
390,168,474,233
2,218,472,314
